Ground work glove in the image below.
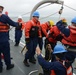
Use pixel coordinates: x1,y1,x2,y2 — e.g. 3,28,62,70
25,38,30,43
44,38,50,47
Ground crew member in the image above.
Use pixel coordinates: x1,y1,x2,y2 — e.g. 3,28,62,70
56,18,76,64
23,11,41,67
36,44,72,75
0,5,21,73
38,20,54,50
14,16,24,46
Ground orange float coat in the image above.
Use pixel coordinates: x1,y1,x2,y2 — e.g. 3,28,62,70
62,26,76,46
25,18,41,38
48,26,61,43
41,22,50,37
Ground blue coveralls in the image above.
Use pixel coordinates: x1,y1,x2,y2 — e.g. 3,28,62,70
0,14,19,68
25,19,41,62
56,20,76,62
38,37,43,50
25,37,38,60
37,55,67,75
15,28,22,45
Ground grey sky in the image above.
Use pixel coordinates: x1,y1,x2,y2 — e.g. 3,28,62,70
0,0,76,18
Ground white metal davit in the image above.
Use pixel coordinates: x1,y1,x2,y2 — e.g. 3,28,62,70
30,0,64,19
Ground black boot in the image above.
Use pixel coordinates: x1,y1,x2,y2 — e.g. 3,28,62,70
0,67,3,73
23,60,30,67
14,43,19,46
6,64,14,70
33,57,36,61
29,59,36,64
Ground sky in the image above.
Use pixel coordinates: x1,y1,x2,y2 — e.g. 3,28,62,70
0,0,76,19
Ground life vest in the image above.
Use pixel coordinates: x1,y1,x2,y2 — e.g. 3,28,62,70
16,20,24,30
25,18,41,38
48,26,62,43
50,61,72,75
0,14,9,32
29,20,39,38
0,22,9,32
62,26,76,46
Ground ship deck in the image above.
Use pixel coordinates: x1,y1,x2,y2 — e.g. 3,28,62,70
1,40,76,75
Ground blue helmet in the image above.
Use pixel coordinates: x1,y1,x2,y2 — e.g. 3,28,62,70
53,44,67,54
71,17,76,23
32,11,40,17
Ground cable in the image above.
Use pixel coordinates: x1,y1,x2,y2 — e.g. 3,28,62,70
64,4,76,11
21,3,51,16
40,11,58,20
58,4,64,20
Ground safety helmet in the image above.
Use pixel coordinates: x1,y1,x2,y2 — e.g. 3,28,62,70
18,15,22,19
71,17,76,24
53,44,67,54
49,20,54,26
62,19,67,27
0,5,4,10
62,19,67,23
32,11,40,17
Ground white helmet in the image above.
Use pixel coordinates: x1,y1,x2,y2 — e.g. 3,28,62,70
18,15,22,19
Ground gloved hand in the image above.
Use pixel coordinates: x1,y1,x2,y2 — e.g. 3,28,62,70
25,38,30,43
45,38,50,45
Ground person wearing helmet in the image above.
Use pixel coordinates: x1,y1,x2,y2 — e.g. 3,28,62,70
44,21,65,61
23,11,42,67
41,20,54,38
14,16,24,46
36,44,73,75
44,20,68,75
37,20,54,51
0,6,4,14
0,5,22,73
56,18,76,67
